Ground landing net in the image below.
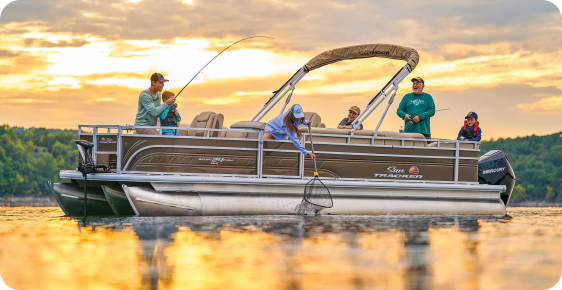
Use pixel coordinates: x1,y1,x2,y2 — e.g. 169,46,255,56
304,177,333,209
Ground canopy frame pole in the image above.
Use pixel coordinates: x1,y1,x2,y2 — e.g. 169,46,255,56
252,68,306,121
279,84,296,115
372,91,397,136
350,65,411,134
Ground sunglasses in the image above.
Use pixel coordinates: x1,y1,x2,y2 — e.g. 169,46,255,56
349,111,358,115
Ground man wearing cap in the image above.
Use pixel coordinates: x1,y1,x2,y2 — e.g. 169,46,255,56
396,77,435,139
337,106,363,130
134,73,175,134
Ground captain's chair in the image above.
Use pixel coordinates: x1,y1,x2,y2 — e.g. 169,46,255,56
179,111,224,137
300,112,326,128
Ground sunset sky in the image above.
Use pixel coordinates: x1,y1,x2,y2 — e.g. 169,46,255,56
0,0,561,140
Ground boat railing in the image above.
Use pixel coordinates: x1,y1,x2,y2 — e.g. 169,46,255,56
77,125,480,184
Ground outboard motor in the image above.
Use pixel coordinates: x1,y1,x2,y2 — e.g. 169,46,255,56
478,150,516,206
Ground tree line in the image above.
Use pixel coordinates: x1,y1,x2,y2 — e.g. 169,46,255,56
0,125,561,201
0,125,78,198
480,132,562,201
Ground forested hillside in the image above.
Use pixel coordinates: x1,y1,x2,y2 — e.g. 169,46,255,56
0,125,78,197
0,125,561,201
481,132,562,201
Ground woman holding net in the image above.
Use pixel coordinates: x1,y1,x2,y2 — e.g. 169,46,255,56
264,104,316,160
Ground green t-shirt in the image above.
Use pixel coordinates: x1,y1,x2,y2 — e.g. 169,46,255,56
396,92,435,135
134,89,168,126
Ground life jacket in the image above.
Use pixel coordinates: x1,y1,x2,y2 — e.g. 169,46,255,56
160,109,178,126
462,120,479,139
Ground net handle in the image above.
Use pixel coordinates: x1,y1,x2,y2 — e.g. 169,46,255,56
307,123,318,176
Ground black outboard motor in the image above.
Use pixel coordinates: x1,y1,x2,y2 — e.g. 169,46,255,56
478,150,516,206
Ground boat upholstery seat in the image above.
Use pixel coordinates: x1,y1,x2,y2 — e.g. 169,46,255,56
298,127,427,146
299,112,326,128
179,111,224,137
218,121,267,139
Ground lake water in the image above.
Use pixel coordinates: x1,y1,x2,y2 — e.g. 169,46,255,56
0,207,561,290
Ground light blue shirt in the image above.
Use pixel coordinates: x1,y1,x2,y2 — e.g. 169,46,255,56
266,110,309,155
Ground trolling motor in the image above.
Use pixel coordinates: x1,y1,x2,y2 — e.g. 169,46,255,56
478,150,516,206
75,140,110,218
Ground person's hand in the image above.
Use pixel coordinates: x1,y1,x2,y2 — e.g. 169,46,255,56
413,115,420,123
165,98,175,105
404,114,411,120
307,152,316,159
174,110,179,116
337,125,344,129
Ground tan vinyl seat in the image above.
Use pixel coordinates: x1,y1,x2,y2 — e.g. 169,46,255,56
178,111,224,137
299,127,427,146
299,112,326,128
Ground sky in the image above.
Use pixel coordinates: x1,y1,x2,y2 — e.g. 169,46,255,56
0,0,561,140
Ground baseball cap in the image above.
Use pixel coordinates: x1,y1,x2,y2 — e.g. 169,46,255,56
151,73,169,83
465,111,478,119
291,104,305,118
349,106,361,115
411,77,424,84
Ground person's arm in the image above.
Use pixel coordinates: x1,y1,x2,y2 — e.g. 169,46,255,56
396,96,408,119
158,105,171,120
176,113,181,122
285,129,308,155
457,128,464,140
468,128,482,141
419,95,435,120
337,118,347,129
140,93,168,117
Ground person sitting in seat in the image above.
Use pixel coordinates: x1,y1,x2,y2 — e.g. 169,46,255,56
457,111,481,141
337,106,363,130
159,91,182,136
264,104,316,160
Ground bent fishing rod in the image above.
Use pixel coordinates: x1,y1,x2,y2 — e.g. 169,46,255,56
175,35,274,100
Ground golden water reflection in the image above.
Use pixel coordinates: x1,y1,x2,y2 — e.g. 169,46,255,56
0,207,561,290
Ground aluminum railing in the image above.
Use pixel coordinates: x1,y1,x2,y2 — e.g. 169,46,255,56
77,125,481,183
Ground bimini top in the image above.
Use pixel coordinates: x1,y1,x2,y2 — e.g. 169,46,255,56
303,43,419,73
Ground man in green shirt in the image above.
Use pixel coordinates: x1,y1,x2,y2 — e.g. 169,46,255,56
396,77,435,140
134,73,175,134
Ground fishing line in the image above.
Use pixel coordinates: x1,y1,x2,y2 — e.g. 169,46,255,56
175,35,274,100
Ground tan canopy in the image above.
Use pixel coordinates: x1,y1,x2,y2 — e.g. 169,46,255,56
303,44,419,73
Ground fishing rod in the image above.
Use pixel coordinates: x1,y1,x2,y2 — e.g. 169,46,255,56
174,35,274,100
407,108,449,126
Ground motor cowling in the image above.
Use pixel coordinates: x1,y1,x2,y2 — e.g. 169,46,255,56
478,150,516,206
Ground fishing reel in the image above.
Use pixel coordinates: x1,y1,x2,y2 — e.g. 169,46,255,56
170,103,178,112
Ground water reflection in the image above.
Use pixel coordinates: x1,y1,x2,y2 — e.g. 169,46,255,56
86,215,489,290
0,208,561,290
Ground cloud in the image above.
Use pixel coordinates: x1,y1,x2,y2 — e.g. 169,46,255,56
517,96,562,114
0,0,561,140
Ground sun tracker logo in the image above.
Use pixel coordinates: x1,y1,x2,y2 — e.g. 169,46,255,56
99,137,116,144
374,166,423,179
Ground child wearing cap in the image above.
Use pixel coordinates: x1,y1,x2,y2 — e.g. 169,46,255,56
159,91,182,136
457,111,481,141
264,104,316,159
337,106,363,130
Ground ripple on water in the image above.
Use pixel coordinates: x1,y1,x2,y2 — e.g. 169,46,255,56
0,207,561,290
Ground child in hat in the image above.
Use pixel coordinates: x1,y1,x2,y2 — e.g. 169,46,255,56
159,91,182,136
457,111,481,141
